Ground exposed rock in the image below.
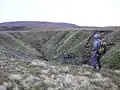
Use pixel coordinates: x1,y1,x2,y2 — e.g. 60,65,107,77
64,74,74,85
31,59,47,69
9,74,23,81
114,70,120,74
93,73,102,78
0,85,7,90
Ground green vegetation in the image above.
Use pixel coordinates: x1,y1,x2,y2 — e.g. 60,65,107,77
0,30,120,69
103,42,120,69
0,29,120,90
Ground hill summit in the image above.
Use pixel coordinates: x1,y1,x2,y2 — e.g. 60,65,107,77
0,21,80,28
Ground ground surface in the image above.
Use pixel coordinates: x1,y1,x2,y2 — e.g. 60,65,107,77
0,57,120,90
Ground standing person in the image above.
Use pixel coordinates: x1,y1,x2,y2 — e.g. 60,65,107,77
96,38,106,70
90,32,106,70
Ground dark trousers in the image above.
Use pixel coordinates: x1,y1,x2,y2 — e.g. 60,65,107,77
90,51,102,69
96,55,102,69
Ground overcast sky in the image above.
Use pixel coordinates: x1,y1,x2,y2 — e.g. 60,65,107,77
0,0,120,26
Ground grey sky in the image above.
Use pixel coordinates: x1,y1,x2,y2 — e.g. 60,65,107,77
0,0,120,26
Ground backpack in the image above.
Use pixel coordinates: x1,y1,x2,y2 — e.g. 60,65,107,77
98,41,106,55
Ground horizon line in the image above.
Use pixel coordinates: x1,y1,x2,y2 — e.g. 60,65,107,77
0,21,120,27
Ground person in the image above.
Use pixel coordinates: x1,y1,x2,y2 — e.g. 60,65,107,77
96,38,106,70
90,32,106,70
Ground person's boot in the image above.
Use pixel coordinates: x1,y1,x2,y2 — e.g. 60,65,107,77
93,66,97,71
98,65,102,70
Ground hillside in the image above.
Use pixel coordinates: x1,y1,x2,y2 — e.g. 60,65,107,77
0,21,80,31
0,29,119,67
0,25,120,89
0,57,120,90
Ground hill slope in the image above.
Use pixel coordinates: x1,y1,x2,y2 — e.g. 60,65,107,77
0,21,80,31
0,57,120,90
0,30,120,69
0,26,120,89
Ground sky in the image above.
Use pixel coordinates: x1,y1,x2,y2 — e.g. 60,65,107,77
0,0,120,26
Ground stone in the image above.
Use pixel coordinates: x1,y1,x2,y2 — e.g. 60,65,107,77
0,85,7,90
64,74,74,84
9,74,23,81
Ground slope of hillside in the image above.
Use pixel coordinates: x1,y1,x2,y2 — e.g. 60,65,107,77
0,30,120,68
0,57,120,90
0,33,40,59
0,27,120,89
102,31,120,69
0,21,80,31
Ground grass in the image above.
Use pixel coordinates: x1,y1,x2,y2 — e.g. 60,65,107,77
0,30,120,69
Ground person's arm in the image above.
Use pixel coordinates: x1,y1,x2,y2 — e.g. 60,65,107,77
103,44,107,54
93,41,99,52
